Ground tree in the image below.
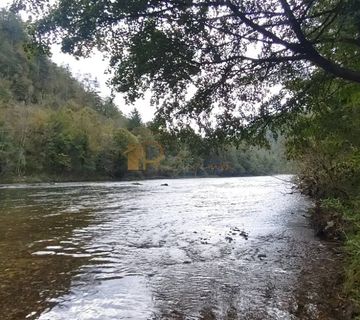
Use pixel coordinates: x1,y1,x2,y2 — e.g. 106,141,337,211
286,79,360,198
127,108,143,131
12,0,360,140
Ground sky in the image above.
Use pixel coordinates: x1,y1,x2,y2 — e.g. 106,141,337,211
0,0,155,122
50,47,156,122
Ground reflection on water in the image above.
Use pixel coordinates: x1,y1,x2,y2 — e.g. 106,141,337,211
0,176,344,319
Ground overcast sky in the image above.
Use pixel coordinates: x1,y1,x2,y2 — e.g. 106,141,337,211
50,47,155,122
0,0,155,122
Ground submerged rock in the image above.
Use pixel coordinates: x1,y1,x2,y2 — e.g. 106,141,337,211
239,231,249,240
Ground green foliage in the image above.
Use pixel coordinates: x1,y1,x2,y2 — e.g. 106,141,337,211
0,11,132,180
0,103,132,179
287,81,360,199
127,108,142,131
154,125,291,177
286,73,360,310
16,0,360,143
0,10,129,120
319,197,360,312
0,8,291,182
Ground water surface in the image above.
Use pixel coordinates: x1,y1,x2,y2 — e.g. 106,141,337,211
0,176,343,319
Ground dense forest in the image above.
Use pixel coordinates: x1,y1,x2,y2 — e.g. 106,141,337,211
0,10,291,183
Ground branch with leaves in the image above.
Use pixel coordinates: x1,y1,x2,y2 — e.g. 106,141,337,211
12,0,360,140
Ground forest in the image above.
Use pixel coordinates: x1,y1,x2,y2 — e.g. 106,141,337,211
0,10,290,183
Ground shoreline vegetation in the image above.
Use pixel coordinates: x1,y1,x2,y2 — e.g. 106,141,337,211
302,192,360,318
308,204,354,317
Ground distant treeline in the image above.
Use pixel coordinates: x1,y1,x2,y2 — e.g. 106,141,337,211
0,10,291,183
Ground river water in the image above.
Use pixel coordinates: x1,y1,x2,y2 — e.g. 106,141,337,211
0,176,344,319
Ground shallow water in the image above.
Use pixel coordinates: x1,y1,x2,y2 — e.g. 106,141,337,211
0,176,344,319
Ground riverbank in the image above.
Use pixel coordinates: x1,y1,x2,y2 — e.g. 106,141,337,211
309,198,360,319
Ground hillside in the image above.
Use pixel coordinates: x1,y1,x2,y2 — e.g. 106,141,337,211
0,10,291,183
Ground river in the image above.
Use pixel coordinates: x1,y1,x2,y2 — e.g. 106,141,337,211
0,176,345,319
